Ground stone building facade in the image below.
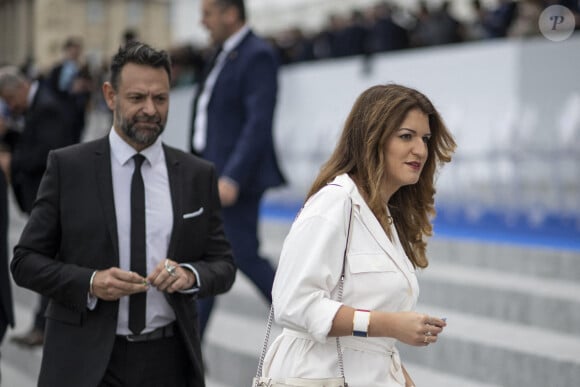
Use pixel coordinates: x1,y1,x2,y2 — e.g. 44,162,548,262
0,0,171,75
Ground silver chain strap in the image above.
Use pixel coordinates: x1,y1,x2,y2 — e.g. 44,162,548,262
254,197,354,385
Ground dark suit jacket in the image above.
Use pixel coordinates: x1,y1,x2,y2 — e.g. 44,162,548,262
0,170,14,343
45,64,90,143
10,83,75,214
11,137,236,387
190,30,285,194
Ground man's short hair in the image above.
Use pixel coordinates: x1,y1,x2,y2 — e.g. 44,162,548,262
109,41,172,90
0,66,26,94
63,37,82,50
216,0,246,22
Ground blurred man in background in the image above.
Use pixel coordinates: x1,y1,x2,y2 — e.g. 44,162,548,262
0,122,15,386
0,66,75,348
46,36,92,143
190,0,285,340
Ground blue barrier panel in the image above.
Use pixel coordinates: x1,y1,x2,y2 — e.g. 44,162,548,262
260,201,580,251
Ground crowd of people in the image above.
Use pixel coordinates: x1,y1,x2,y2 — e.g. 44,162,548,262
267,0,580,65
166,0,580,73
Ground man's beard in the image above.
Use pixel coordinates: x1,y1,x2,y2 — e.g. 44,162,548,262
117,110,165,148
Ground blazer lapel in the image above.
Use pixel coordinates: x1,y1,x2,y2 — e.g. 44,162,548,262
356,198,402,264
338,176,414,285
163,145,182,259
94,138,119,266
356,200,415,285
220,30,251,73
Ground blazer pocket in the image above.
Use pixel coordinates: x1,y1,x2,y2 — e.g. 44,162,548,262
183,207,204,219
45,301,82,326
348,253,399,274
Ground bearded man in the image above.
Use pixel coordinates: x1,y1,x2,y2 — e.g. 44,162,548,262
10,41,236,387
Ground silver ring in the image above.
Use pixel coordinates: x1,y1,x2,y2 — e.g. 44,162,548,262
165,260,177,277
426,331,432,336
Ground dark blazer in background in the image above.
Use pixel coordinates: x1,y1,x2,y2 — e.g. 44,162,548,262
10,83,74,214
190,30,285,193
0,170,14,343
45,65,90,143
189,30,286,338
10,137,236,387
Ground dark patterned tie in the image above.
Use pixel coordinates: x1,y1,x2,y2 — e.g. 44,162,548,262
129,154,146,335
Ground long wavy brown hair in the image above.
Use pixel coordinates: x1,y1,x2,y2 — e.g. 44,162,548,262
306,84,456,268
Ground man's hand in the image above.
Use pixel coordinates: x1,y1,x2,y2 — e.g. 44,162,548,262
91,267,148,301
0,116,7,137
0,151,11,183
218,177,239,207
147,259,196,293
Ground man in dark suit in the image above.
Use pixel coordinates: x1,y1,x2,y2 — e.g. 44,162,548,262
0,66,75,215
45,37,92,143
0,168,15,385
0,66,76,348
11,41,236,387
190,0,285,340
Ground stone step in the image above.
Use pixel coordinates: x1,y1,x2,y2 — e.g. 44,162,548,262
0,359,36,387
6,203,579,387
1,301,42,386
401,304,580,387
427,238,580,282
203,274,580,387
256,221,580,336
6,276,580,387
205,378,230,387
418,262,580,335
258,219,580,284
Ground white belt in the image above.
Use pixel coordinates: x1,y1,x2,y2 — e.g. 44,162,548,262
282,328,404,383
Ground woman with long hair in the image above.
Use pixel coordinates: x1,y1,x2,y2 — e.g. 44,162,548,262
262,84,457,386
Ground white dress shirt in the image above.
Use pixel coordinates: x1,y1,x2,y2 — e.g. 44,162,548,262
27,80,39,105
109,129,176,335
192,25,250,153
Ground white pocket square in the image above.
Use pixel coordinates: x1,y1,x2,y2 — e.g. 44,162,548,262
183,207,204,219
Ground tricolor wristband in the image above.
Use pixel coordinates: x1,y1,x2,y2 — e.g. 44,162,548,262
352,309,371,337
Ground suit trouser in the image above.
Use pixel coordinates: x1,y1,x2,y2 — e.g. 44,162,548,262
100,329,189,387
34,295,49,331
197,191,275,338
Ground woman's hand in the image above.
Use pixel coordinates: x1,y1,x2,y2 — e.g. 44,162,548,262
371,311,446,346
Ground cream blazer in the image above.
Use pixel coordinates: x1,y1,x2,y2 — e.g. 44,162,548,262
263,174,419,387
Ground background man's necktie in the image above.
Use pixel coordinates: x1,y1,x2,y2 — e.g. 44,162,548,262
129,154,146,335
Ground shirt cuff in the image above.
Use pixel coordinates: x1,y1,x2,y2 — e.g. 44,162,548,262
87,270,98,310
178,263,201,294
87,293,98,310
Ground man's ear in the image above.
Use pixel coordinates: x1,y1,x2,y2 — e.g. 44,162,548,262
102,82,116,111
224,5,239,26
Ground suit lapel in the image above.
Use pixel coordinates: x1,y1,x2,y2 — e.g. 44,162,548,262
163,145,182,259
218,30,251,76
94,138,119,265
